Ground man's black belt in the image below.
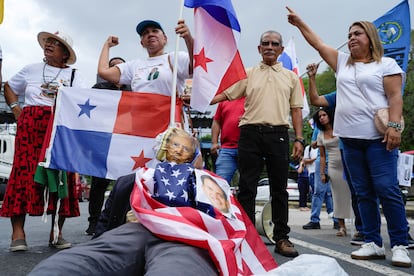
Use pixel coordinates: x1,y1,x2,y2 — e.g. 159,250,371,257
241,124,288,133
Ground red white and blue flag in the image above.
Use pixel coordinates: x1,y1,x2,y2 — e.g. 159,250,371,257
278,38,310,118
184,0,247,113
130,168,278,276
44,87,181,180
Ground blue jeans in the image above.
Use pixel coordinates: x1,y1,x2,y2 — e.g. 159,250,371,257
215,148,238,185
309,172,315,196
342,138,407,247
310,159,334,223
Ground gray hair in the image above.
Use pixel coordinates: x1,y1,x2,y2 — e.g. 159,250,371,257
259,30,283,46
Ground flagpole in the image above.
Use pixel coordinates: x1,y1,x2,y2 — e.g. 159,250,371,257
170,0,185,128
299,40,348,78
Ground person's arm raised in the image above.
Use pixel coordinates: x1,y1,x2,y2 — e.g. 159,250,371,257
97,36,121,85
306,63,329,107
286,6,338,72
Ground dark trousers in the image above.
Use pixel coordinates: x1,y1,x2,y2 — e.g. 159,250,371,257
297,176,310,208
237,125,290,242
29,223,217,276
88,176,111,224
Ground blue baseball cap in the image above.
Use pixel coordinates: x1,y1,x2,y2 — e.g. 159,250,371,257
136,20,164,36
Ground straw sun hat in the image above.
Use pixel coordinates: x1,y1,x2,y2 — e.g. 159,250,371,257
37,31,76,65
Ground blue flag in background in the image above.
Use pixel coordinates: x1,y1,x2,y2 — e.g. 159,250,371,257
374,0,410,75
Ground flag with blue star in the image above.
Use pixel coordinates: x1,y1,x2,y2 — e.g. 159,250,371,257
44,87,182,180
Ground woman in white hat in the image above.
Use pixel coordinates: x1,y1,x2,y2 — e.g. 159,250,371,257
0,31,86,252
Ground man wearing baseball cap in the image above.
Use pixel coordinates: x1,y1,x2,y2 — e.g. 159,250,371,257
97,19,193,99
136,20,164,36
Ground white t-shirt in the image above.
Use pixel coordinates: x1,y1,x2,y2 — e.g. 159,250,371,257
7,62,87,107
117,52,190,96
303,145,318,174
334,51,404,139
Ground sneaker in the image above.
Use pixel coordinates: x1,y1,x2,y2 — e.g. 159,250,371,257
350,232,365,246
328,212,334,219
49,237,72,249
351,242,385,260
407,233,414,249
302,221,321,230
10,239,28,252
274,239,299,257
85,224,96,236
391,245,411,268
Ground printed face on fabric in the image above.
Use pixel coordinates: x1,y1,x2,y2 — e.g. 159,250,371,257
201,175,230,214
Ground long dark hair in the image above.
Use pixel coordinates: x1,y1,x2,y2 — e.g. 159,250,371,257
313,107,334,131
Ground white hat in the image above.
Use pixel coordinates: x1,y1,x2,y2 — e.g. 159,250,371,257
37,31,76,65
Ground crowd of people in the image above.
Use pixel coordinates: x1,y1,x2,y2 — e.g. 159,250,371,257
0,4,412,274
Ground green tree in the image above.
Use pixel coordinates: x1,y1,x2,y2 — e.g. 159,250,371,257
401,48,414,151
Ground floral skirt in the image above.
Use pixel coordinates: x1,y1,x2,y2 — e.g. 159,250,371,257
0,106,80,217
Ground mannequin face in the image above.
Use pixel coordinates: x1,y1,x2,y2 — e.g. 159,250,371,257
165,134,194,164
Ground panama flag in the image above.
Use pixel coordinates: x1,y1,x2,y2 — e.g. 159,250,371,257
44,88,179,180
278,38,310,118
185,0,247,113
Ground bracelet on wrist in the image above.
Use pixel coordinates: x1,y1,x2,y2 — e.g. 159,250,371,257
9,102,19,109
387,121,402,132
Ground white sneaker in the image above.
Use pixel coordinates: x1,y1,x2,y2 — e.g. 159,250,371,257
351,242,385,260
328,212,334,219
391,245,412,268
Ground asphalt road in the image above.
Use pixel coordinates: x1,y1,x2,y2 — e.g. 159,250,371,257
0,201,414,275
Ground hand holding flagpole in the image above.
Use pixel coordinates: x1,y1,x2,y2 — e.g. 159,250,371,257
169,0,185,127
299,40,348,78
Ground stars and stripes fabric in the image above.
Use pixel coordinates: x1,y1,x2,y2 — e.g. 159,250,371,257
278,38,310,118
130,168,278,276
184,0,247,113
152,162,197,207
44,87,182,180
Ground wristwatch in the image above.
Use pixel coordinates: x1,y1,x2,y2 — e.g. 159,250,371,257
387,121,402,131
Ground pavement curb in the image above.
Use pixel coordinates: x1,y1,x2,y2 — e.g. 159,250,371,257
288,201,414,218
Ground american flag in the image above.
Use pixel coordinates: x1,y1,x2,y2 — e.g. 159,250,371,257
130,168,278,276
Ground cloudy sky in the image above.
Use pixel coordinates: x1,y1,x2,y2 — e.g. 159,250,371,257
0,0,412,88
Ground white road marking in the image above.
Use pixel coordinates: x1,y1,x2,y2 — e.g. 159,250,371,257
290,237,412,276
